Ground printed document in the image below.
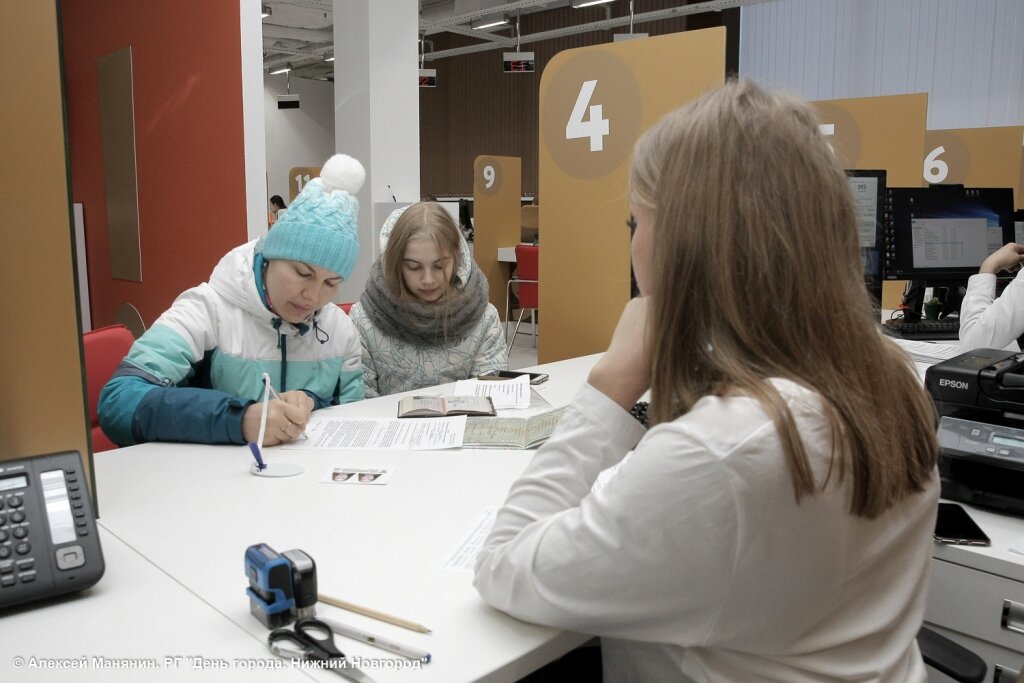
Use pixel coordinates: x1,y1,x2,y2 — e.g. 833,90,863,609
453,376,530,409
284,416,466,450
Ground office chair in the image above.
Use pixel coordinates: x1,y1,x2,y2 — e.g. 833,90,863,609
505,244,539,353
917,625,987,683
82,324,135,452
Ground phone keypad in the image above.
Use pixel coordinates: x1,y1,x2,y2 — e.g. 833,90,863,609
0,485,33,587
0,453,105,609
0,467,86,589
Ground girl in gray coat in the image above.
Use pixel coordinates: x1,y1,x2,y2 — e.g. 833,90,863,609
349,202,507,397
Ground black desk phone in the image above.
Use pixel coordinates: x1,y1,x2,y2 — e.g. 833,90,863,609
0,451,104,609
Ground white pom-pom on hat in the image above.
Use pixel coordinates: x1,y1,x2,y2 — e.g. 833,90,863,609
320,154,366,195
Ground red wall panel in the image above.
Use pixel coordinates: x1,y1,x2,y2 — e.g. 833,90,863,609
62,0,249,327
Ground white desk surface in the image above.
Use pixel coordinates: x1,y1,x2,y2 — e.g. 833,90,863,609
933,504,1024,582
497,247,518,263
82,354,601,683
2,528,306,682
10,348,1024,680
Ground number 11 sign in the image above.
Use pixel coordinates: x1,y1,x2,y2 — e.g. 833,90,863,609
288,166,322,202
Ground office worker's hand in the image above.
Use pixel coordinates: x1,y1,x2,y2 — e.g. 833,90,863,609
242,398,312,446
981,242,1024,275
587,297,652,411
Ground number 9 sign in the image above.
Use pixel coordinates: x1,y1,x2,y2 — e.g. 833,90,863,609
475,156,503,194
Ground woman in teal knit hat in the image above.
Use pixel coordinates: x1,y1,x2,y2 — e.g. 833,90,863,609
99,154,366,447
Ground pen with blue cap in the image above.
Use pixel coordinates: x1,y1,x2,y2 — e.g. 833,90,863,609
248,442,267,471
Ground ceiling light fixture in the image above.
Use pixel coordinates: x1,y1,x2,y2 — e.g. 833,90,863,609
471,14,509,30
269,63,290,75
571,0,616,7
261,5,271,18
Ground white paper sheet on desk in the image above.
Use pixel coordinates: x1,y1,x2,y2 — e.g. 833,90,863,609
442,508,496,574
443,463,628,575
889,338,962,364
453,376,530,409
283,415,466,450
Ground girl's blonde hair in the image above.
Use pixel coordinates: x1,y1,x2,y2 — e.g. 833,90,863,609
383,202,463,332
630,80,936,518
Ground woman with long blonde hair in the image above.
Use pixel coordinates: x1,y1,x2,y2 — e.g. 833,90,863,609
475,81,939,682
349,202,507,396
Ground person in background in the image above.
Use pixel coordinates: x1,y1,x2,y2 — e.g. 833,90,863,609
348,202,507,397
958,241,1024,350
268,194,287,226
99,155,366,446
474,81,939,682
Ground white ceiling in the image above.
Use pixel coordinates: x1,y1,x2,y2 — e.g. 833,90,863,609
262,0,765,81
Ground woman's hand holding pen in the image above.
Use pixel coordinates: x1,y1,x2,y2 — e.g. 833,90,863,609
242,392,313,446
587,297,652,411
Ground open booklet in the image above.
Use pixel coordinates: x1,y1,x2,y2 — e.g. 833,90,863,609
463,405,568,449
398,395,496,418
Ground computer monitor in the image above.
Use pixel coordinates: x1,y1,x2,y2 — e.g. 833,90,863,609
458,199,474,241
882,185,1015,316
846,169,886,307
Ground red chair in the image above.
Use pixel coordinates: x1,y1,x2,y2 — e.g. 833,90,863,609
504,245,539,352
83,324,135,452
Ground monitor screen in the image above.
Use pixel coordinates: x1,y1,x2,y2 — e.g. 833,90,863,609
882,185,1015,281
458,199,474,238
846,169,886,306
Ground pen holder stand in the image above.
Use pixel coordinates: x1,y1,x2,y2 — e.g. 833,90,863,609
250,462,305,478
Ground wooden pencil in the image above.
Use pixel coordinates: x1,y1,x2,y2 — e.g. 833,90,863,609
318,593,432,634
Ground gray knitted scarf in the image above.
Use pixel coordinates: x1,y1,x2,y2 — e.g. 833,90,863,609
359,259,489,346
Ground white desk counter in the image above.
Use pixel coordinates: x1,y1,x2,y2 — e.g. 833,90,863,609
84,355,602,682
497,247,517,263
926,505,1024,680
14,349,1023,679
1,529,306,682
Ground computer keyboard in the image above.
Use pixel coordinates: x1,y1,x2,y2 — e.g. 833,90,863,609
882,318,960,341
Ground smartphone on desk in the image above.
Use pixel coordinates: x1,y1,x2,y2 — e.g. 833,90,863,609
934,502,991,546
478,369,549,385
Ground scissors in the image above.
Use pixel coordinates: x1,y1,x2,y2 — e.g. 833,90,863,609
268,617,376,682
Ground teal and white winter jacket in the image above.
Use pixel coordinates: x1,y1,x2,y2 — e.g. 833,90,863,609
98,239,364,446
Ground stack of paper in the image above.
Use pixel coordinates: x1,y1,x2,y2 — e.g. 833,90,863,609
889,338,963,364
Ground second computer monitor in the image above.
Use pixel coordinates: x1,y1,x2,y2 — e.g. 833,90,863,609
846,169,887,307
882,185,1015,282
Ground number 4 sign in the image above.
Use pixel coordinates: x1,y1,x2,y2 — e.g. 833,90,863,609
566,80,610,152
538,29,726,362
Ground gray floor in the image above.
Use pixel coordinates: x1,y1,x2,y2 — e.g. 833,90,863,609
505,321,539,370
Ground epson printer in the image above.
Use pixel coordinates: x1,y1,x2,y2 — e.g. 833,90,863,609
926,348,1024,515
